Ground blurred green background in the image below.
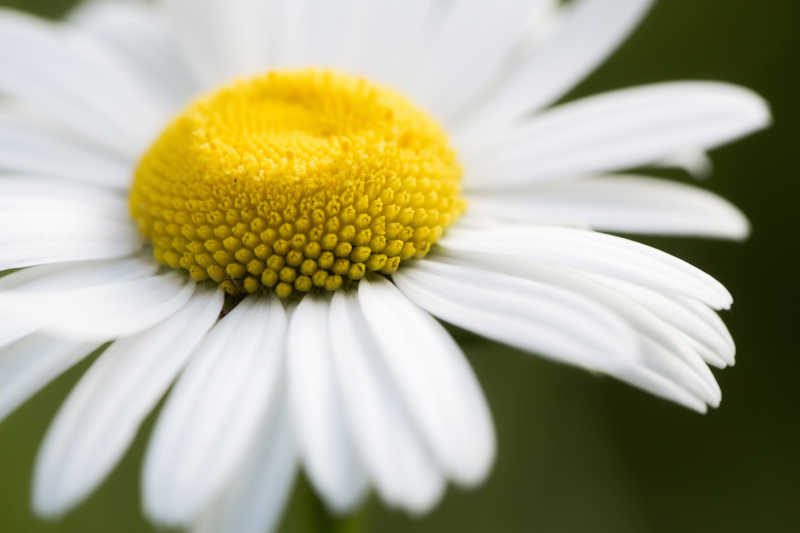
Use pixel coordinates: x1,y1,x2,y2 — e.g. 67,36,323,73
1,1,798,532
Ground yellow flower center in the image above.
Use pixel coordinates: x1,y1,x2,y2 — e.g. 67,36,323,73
130,69,464,297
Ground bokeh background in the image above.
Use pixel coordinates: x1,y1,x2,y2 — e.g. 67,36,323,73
1,1,797,532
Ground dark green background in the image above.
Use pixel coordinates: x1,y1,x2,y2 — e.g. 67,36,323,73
1,1,797,532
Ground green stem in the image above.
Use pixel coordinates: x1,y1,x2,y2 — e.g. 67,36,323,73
279,476,369,533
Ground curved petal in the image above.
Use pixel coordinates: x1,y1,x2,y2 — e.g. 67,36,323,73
0,119,132,189
655,149,713,179
438,226,733,309
142,296,286,527
329,290,444,514
162,0,275,88
393,260,638,372
192,395,296,533
463,82,770,188
358,276,495,487
0,320,37,351
0,271,195,341
0,256,157,292
0,9,167,157
305,0,364,70
457,0,653,139
69,1,196,109
593,276,735,367
0,334,99,423
418,251,721,411
466,176,750,240
0,256,158,347
0,177,130,219
32,287,223,518
353,0,434,91
414,0,542,120
0,178,143,270
0,214,142,271
287,294,368,513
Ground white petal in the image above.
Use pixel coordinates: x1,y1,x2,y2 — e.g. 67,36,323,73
32,287,223,518
592,276,735,367
143,296,287,527
261,0,311,67
438,226,733,309
0,333,98,423
413,0,539,120
305,0,364,70
393,260,637,372
655,149,713,179
329,290,444,514
0,183,143,269
0,320,37,350
456,0,653,139
163,0,274,88
358,276,495,487
69,1,196,109
0,177,130,218
463,82,771,188
0,256,157,346
613,364,708,413
0,256,157,292
0,118,133,189
193,395,296,533
353,0,434,91
466,175,750,240
287,295,368,513
0,9,167,157
0,271,195,341
424,251,720,411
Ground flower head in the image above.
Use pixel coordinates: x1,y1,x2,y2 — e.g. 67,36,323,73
0,1,769,532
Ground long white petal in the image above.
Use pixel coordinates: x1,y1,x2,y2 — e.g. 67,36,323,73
438,226,733,309
0,9,166,157
354,0,433,91
162,0,274,88
0,119,132,189
466,176,750,240
258,0,311,67
0,256,157,292
69,1,196,109
32,287,223,518
305,0,363,70
0,184,143,270
0,320,37,351
358,276,495,487
193,395,296,533
593,276,735,367
655,149,713,179
0,334,98,423
414,0,540,120
0,271,195,341
463,82,770,188
393,260,637,372
0,256,158,347
423,251,720,411
329,290,444,514
0,177,130,218
143,296,286,527
457,0,653,138
287,294,368,513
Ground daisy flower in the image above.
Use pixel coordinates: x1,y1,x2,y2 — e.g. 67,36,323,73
0,0,769,532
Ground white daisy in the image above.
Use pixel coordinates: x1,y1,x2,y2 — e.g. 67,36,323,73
0,0,769,532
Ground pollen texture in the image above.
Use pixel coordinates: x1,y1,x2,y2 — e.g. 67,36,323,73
130,69,465,297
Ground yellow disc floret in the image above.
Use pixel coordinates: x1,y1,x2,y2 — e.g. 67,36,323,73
130,69,465,297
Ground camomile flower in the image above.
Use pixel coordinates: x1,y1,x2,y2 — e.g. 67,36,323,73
0,0,769,532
